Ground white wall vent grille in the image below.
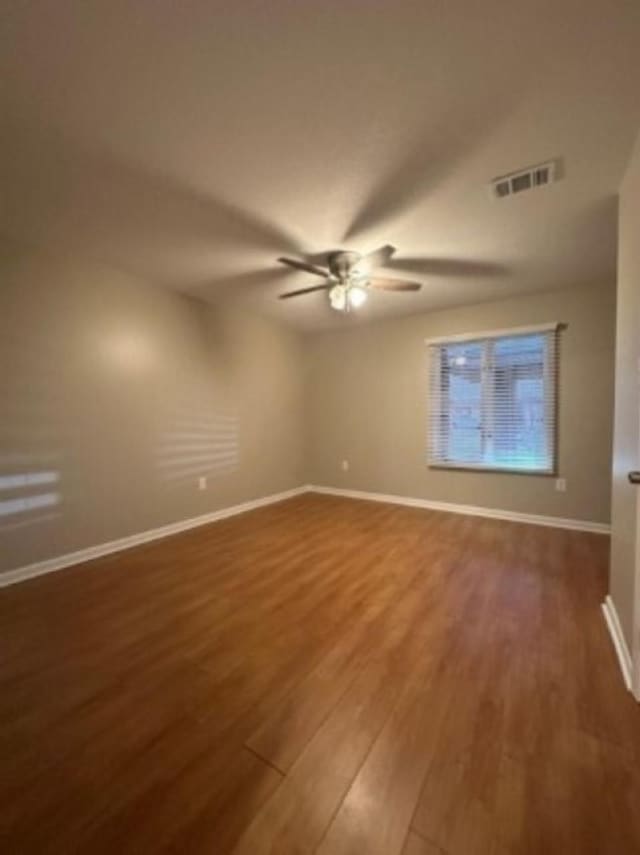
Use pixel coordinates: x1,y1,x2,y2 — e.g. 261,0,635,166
490,161,557,200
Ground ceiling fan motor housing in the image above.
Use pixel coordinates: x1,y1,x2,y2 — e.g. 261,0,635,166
328,250,362,281
277,245,421,303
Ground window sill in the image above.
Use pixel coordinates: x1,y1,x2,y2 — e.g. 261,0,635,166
428,462,556,476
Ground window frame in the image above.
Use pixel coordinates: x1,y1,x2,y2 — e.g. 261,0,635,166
426,323,560,476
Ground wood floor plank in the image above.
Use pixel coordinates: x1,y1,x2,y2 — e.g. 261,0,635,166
80,745,283,854
1,494,638,854
233,562,450,854
244,615,376,773
233,660,400,854
315,661,457,855
401,830,445,855
244,532,448,773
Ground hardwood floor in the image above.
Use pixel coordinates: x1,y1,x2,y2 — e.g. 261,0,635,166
1,493,639,853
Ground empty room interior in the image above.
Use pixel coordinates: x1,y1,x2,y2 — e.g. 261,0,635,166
2,2,640,853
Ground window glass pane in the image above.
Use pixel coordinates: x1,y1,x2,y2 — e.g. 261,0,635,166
428,331,555,473
442,342,483,463
490,334,547,470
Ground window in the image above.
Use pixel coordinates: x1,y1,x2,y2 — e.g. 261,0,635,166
427,324,559,474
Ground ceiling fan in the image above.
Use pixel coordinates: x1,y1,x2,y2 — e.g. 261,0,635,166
277,244,421,312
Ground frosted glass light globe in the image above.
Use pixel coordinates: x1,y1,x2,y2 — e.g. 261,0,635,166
347,285,368,308
329,285,347,311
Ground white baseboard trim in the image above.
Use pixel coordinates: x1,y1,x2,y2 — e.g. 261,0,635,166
0,486,310,588
308,485,611,535
601,595,634,693
1,483,611,589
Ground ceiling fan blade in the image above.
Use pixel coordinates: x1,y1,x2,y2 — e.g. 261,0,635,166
301,250,334,267
368,277,422,292
278,284,331,300
360,244,397,270
387,257,507,277
278,257,331,278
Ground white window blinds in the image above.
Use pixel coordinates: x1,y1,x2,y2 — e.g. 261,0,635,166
427,324,559,474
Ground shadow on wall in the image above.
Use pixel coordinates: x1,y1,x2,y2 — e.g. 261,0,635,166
0,456,62,532
0,319,69,542
155,410,240,485
1,115,306,289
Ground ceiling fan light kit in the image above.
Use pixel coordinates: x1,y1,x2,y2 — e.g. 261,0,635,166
329,283,347,312
277,245,422,313
328,282,368,312
346,284,368,309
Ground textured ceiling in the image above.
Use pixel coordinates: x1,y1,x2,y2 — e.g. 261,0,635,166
1,1,639,330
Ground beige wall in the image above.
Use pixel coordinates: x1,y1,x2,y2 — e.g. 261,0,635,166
306,284,616,524
0,238,305,574
610,131,640,650
0,234,619,578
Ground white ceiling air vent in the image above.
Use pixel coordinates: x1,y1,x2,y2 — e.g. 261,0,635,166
489,160,557,200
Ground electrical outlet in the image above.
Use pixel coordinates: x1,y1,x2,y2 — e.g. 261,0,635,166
198,476,207,491
341,460,349,472
555,478,566,492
